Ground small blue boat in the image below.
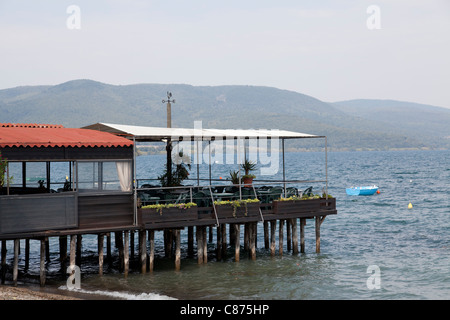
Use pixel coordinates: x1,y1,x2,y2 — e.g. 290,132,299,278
346,185,378,196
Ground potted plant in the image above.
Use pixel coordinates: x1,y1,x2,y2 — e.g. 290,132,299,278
158,150,190,187
240,159,257,186
229,170,240,185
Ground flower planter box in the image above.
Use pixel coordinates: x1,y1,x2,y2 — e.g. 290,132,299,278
138,206,198,227
272,199,321,215
273,198,336,217
209,202,261,223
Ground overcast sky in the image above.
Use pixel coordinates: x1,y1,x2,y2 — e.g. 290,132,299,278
1,0,449,108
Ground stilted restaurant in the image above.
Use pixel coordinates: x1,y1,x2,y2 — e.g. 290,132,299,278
0,122,336,286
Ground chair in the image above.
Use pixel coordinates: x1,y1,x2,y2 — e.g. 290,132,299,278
303,186,313,197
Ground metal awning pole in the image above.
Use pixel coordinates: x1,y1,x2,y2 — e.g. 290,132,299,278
282,138,286,197
325,136,328,198
208,140,212,186
133,136,137,225
196,140,200,186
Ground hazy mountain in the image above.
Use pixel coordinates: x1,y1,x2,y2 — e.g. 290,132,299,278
1,79,449,151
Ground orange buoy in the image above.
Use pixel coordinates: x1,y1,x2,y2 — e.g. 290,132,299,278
376,190,380,194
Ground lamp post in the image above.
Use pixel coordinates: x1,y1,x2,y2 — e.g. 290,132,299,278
162,92,175,186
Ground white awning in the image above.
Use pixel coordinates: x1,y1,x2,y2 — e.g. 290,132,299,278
82,122,323,142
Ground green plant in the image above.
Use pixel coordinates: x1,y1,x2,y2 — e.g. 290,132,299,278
240,159,257,178
229,170,240,185
214,198,260,217
278,193,333,201
0,152,13,188
141,202,197,215
158,150,191,187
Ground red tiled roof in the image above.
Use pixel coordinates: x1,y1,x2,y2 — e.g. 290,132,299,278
0,124,133,148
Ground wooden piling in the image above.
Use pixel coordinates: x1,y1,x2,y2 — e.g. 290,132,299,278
45,238,50,262
69,235,76,268
300,218,306,253
13,239,19,286
221,224,227,259
234,224,240,262
98,234,104,276
175,229,181,271
270,221,276,256
216,225,222,261
203,227,208,263
139,230,147,273
59,236,67,272
188,226,194,257
40,238,46,287
264,221,269,249
249,223,256,261
106,233,112,266
1,241,6,284
315,216,326,253
25,239,30,271
292,218,299,254
287,220,292,252
124,230,129,276
76,234,82,267
279,220,284,256
197,226,204,264
149,230,154,272
115,232,124,272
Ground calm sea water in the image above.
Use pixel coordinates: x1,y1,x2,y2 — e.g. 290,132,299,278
4,150,449,300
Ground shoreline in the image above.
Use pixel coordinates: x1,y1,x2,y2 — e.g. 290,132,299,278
0,284,121,300
0,285,81,300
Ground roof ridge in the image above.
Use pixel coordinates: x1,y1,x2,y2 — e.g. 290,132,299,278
0,123,64,128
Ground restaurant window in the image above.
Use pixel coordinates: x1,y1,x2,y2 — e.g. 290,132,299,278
77,161,132,192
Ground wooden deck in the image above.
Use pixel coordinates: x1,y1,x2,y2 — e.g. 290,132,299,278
0,193,336,286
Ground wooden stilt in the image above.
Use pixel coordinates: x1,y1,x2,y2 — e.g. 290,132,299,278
244,223,249,251
139,230,147,273
221,224,226,259
216,225,222,261
315,216,326,253
98,234,104,276
13,239,19,286
76,234,82,267
264,221,269,249
69,235,76,268
197,227,204,264
209,226,213,243
292,219,299,254
124,231,129,277
175,229,181,271
188,226,194,257
300,218,306,253
25,239,30,271
40,238,46,287
279,220,284,256
234,224,240,262
106,233,112,266
115,232,124,272
203,227,208,263
287,220,292,252
270,221,276,257
45,238,50,262
1,241,6,284
130,231,135,260
249,223,256,260
59,236,67,272
149,230,154,272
